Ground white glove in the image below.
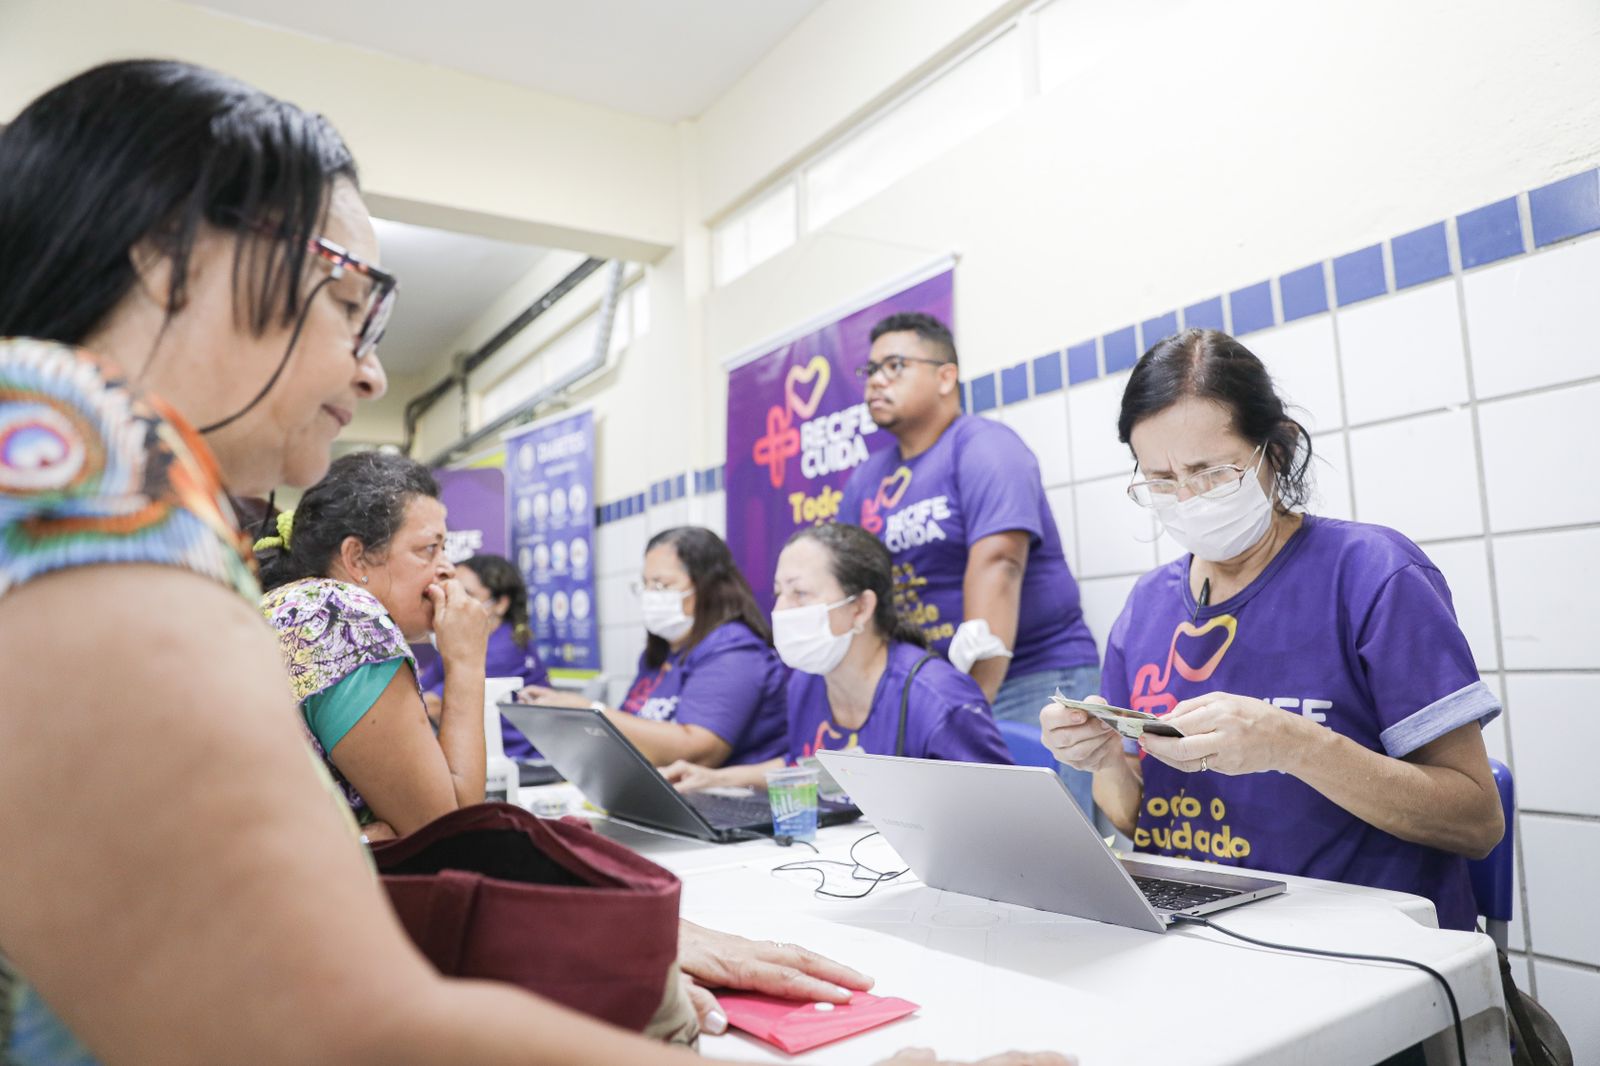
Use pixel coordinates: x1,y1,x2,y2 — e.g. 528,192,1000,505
947,618,1014,674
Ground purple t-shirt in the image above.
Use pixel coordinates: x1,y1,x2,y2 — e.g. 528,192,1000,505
1102,516,1500,930
618,620,788,765
841,414,1097,677
787,641,1014,765
418,622,550,759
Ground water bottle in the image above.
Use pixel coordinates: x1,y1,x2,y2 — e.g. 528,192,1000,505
484,677,522,806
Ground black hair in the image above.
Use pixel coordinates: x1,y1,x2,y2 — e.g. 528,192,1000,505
869,311,958,366
644,527,772,669
1118,328,1313,511
0,59,357,345
257,451,439,591
460,554,531,648
785,524,927,648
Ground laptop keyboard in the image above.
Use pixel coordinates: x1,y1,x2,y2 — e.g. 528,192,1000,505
1132,874,1243,912
686,791,772,828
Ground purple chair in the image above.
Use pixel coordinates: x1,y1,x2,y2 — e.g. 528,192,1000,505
1468,758,1515,949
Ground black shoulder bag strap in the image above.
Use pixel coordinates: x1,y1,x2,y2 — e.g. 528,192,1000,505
895,652,940,757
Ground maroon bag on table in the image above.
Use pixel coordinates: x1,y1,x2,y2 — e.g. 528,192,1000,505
371,802,682,1032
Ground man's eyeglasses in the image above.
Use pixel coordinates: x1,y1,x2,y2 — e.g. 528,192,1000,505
307,236,397,361
1126,446,1265,508
854,355,951,381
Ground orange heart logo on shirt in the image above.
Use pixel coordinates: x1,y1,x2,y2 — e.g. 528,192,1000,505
1171,614,1238,682
876,466,913,510
784,356,832,420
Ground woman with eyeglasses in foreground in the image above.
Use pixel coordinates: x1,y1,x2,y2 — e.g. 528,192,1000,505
1039,328,1503,931
0,59,1069,1066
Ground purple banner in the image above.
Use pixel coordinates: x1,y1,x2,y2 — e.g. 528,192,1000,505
437,467,506,564
725,269,954,608
505,411,599,675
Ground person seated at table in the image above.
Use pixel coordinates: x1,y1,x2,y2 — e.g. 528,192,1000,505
258,451,494,840
666,523,1013,791
1040,328,1503,931
518,526,788,768
417,553,548,757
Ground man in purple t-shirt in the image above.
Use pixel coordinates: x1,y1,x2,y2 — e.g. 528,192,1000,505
840,312,1099,812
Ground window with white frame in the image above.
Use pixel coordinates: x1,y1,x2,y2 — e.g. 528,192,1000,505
712,180,798,287
804,29,1024,231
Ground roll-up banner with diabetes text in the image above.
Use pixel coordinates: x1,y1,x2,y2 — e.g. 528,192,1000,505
724,263,953,609
504,410,598,678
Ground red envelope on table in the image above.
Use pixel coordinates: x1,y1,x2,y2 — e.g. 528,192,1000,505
715,990,920,1053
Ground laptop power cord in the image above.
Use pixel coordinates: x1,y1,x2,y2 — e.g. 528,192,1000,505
1167,913,1465,1065
770,831,910,900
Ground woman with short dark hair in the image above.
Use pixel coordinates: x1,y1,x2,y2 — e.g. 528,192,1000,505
666,523,1012,792
1041,328,1504,930
520,526,788,768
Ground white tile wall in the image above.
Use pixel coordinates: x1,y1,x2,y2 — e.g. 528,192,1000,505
1492,528,1600,670
647,497,690,534
1419,538,1499,672
1248,316,1345,432
1074,475,1158,577
1337,280,1471,425
1077,574,1139,651
996,393,1072,487
1045,484,1079,572
1478,381,1600,533
1519,815,1600,967
1532,958,1600,1066
1464,235,1600,399
1309,431,1354,521
690,490,727,539
1067,376,1133,481
1505,674,1600,817
1348,409,1483,541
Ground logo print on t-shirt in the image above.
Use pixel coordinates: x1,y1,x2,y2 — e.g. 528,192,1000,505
860,465,913,533
1129,614,1239,715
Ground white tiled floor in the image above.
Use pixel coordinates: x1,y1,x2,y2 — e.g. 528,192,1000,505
1247,316,1345,432
1074,475,1158,578
1477,381,1600,533
1419,538,1499,672
1491,528,1600,670
1463,233,1600,399
1531,958,1600,1066
1348,408,1483,541
1066,376,1133,481
1518,815,1600,968
1505,674,1600,817
996,393,1073,487
1336,280,1471,425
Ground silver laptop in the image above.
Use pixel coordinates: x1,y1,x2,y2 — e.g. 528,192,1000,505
815,750,1285,934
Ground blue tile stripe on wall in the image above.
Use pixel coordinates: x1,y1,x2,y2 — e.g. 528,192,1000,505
590,166,1600,519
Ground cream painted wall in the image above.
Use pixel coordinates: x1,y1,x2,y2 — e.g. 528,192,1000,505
704,0,1600,383
0,0,680,259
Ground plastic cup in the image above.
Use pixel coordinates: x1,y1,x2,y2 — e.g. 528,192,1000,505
765,766,820,843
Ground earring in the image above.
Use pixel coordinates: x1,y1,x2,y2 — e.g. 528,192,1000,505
360,575,369,584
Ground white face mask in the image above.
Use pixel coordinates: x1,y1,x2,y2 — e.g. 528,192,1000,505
640,588,693,641
1152,456,1275,562
772,595,858,675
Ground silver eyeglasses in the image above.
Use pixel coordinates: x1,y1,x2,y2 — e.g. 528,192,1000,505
1126,446,1264,508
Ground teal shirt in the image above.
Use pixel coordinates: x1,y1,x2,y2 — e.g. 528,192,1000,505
303,658,406,752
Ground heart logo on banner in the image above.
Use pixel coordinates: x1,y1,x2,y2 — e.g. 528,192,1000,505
1171,614,1238,682
784,356,832,420
875,466,913,510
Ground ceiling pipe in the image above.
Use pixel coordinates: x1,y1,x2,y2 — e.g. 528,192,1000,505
401,255,606,454
425,258,626,468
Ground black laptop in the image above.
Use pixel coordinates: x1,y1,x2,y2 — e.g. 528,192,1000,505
500,703,860,843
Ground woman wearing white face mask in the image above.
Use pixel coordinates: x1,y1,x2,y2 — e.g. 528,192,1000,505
520,526,787,768
665,524,1011,791
1039,328,1503,931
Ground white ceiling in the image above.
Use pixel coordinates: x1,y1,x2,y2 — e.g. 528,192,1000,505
367,217,549,378
183,0,822,122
